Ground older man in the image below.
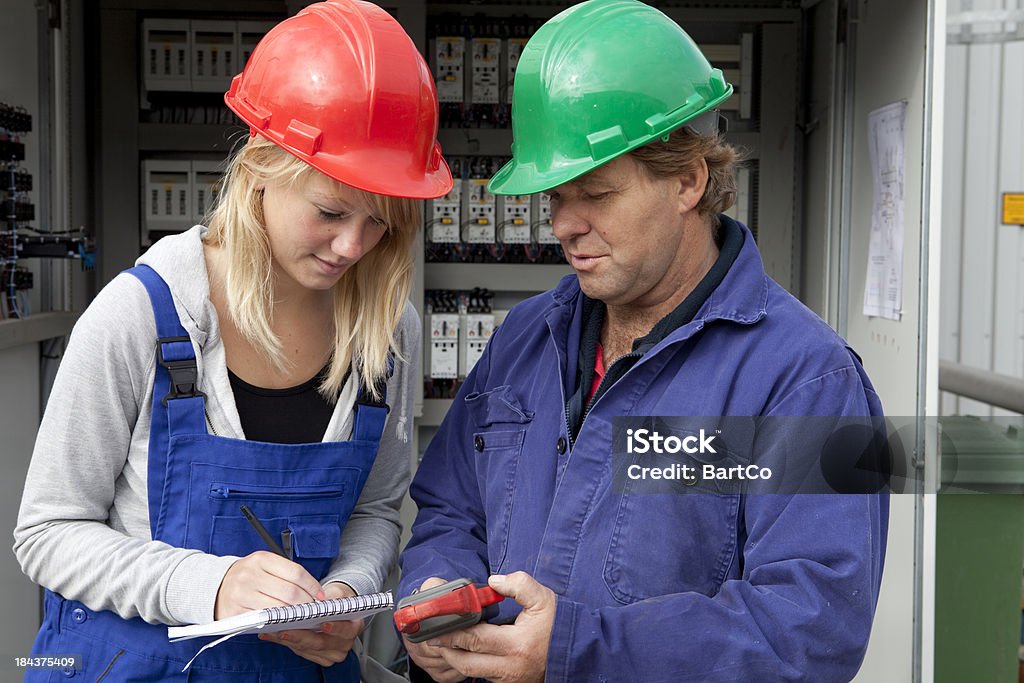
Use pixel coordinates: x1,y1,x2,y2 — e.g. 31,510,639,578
399,1,888,681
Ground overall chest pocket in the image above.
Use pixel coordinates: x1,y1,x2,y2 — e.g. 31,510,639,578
465,385,534,574
190,474,360,581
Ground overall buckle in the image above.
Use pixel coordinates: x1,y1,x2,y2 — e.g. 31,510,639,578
157,336,206,406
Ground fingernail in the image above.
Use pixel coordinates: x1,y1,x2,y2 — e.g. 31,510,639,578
322,623,332,633
258,634,266,640
489,574,507,587
280,633,289,641
427,640,439,647
317,590,325,600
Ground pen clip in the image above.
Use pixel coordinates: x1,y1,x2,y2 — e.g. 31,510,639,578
281,528,294,561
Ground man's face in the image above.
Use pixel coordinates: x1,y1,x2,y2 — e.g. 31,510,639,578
544,155,690,309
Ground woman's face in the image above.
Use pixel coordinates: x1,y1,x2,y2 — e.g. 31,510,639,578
261,171,389,293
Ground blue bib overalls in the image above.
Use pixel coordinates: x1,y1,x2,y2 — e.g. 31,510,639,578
27,265,388,681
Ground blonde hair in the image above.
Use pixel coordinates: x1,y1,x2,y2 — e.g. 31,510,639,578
628,127,743,227
205,135,421,400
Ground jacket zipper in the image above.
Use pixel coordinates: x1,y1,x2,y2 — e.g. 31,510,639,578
566,350,642,453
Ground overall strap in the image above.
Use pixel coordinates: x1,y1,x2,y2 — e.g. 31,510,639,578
351,355,393,444
125,265,207,537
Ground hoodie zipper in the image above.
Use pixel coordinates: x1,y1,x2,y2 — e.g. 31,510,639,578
204,407,218,436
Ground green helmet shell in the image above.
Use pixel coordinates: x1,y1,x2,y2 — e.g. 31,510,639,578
488,0,733,196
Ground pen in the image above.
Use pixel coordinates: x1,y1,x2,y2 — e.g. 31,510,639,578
281,528,294,561
239,504,286,557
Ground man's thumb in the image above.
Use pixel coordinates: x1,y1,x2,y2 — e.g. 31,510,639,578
488,571,546,610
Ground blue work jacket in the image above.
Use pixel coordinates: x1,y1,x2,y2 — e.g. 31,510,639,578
401,218,889,682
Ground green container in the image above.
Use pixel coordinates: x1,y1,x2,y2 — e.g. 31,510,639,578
935,417,1024,683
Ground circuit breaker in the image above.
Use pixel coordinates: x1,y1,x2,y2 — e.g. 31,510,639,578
191,21,237,92
501,194,531,245
143,160,192,233
238,21,275,69
505,37,527,107
143,19,191,92
536,192,557,245
465,178,495,244
460,313,495,378
435,36,465,104
192,160,222,223
470,37,501,105
428,313,460,380
430,176,462,244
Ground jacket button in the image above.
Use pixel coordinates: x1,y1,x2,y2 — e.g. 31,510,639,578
556,437,567,454
474,435,485,451
71,608,87,624
62,667,75,677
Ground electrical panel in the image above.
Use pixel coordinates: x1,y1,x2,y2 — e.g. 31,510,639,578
2,102,93,320
425,288,497,398
142,159,229,242
142,19,273,97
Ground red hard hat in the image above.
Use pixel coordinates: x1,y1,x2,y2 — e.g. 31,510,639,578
225,0,452,199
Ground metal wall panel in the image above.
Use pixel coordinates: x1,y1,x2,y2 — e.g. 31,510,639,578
941,0,1024,418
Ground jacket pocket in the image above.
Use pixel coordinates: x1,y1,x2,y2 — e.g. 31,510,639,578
465,385,533,574
604,425,745,604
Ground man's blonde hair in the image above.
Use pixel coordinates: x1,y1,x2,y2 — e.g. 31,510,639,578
205,135,420,400
628,127,742,227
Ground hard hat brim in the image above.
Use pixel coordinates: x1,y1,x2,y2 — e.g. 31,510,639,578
488,89,732,197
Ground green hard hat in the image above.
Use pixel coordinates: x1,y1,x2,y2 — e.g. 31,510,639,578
488,0,733,196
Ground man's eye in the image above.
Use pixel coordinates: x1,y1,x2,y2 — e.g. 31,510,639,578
585,192,610,201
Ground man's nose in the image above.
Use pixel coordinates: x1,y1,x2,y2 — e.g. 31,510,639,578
550,203,589,241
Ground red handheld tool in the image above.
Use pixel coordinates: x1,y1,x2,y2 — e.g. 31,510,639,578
394,578,505,643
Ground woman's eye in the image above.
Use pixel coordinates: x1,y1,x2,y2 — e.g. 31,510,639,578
318,209,348,221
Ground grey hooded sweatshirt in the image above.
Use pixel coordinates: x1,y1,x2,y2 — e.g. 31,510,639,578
14,226,417,626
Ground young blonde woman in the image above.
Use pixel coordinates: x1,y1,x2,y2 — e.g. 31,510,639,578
14,2,451,680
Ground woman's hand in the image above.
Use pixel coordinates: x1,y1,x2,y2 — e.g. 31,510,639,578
258,581,366,667
214,551,324,619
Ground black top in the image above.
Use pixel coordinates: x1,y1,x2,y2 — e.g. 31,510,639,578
228,365,336,444
567,217,745,440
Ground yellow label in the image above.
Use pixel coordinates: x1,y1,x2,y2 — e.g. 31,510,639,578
1003,193,1024,224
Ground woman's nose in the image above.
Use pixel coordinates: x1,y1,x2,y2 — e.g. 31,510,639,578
330,225,367,262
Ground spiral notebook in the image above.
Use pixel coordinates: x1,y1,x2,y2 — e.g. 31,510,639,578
168,591,394,670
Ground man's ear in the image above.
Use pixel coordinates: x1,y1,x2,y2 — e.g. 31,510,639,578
678,157,709,214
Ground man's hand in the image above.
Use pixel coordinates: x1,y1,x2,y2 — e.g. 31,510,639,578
402,577,465,682
259,581,366,667
215,551,323,619
426,572,557,683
